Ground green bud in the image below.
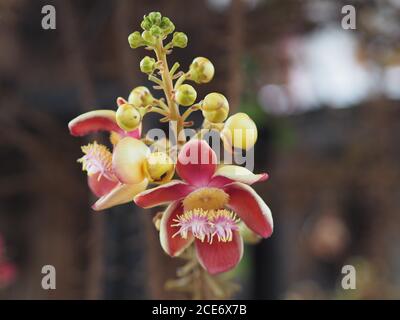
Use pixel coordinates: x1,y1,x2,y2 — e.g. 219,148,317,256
172,32,188,48
140,56,156,74
160,17,175,35
150,25,162,37
142,30,156,44
141,18,152,31
188,57,215,84
148,12,162,26
128,86,154,108
128,31,144,49
175,84,197,106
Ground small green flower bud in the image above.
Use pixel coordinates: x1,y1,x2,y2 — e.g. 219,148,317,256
202,92,229,123
116,104,142,131
141,18,152,31
128,86,154,108
150,25,162,37
128,31,144,49
160,17,175,35
188,57,215,84
175,84,197,106
140,56,156,74
148,12,162,26
141,30,156,44
172,32,188,48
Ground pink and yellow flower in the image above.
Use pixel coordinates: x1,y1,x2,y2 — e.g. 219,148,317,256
68,99,148,211
134,139,273,274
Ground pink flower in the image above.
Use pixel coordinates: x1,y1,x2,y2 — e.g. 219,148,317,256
134,139,273,274
68,98,148,211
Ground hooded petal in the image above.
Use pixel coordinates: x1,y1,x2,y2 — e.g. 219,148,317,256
92,179,148,211
68,110,141,138
160,201,194,257
134,180,194,208
224,182,273,238
195,230,243,275
87,173,118,198
176,139,218,187
112,137,150,184
209,165,268,187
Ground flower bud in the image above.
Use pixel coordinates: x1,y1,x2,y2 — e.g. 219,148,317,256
144,152,175,184
141,18,152,31
222,113,258,150
188,57,215,84
201,92,229,123
172,32,188,48
142,30,156,44
140,56,156,74
116,103,142,131
160,17,175,35
128,86,154,108
128,31,145,49
175,84,197,106
148,12,162,26
150,25,162,37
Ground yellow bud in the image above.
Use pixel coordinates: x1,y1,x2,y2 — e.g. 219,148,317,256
188,57,215,84
128,86,154,108
201,92,229,123
116,103,141,131
175,84,197,106
222,113,258,150
144,152,175,184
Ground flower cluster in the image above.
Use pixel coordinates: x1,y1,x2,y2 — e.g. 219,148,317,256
68,12,273,279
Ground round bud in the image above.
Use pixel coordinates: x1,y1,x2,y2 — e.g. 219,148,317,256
141,18,152,31
148,12,162,26
150,25,162,37
172,32,188,48
160,17,175,35
128,86,154,108
222,113,258,150
201,92,229,123
142,30,156,44
175,84,197,106
144,152,175,184
140,56,156,74
188,57,215,84
128,31,144,49
116,104,141,131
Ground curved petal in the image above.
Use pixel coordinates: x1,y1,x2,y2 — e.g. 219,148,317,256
87,173,118,198
195,231,243,275
160,201,194,257
176,139,218,187
209,165,269,187
112,137,150,184
224,182,273,238
134,180,194,208
68,109,141,138
92,179,148,211
68,110,120,136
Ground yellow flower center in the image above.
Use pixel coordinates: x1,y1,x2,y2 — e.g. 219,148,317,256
182,187,229,212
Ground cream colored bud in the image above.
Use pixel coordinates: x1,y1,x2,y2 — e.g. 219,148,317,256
128,86,154,108
116,104,141,131
222,113,258,150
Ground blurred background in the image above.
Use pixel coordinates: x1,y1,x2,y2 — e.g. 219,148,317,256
1,0,400,299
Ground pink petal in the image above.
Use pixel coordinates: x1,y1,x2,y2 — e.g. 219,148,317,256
68,109,141,138
134,180,194,208
92,179,148,211
176,139,218,187
87,173,118,198
116,97,128,106
195,231,243,275
224,182,273,238
209,165,269,188
68,110,121,136
160,201,194,257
